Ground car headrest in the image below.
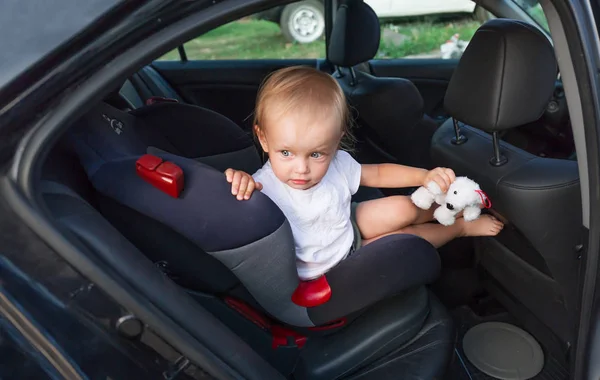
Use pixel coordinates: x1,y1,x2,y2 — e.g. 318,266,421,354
328,1,380,67
444,19,557,133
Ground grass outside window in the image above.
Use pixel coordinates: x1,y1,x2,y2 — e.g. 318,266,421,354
159,17,481,61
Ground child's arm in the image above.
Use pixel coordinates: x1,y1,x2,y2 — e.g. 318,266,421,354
360,164,455,192
225,169,263,201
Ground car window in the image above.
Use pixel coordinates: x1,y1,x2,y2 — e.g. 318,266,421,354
157,1,549,63
158,1,326,61
373,1,495,60
512,0,549,31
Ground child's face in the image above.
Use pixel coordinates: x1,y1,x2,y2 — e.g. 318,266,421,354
256,111,342,190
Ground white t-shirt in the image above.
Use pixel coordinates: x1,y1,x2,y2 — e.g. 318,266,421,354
253,150,362,280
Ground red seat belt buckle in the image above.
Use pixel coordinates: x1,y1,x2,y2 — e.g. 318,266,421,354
146,96,179,106
225,297,308,350
292,275,332,307
136,154,184,198
271,325,307,349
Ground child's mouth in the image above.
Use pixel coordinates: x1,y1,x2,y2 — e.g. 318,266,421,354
291,179,309,185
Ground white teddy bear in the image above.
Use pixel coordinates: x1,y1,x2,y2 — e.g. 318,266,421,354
411,176,491,226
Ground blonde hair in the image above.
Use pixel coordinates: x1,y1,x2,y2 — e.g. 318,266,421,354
253,66,355,151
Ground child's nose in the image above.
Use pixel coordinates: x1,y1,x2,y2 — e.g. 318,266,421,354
295,159,309,173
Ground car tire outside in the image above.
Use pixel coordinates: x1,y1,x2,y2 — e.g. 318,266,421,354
280,1,325,44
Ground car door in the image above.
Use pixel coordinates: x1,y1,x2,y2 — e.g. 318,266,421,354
147,0,333,133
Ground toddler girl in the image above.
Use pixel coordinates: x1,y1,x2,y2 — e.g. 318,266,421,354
225,66,503,280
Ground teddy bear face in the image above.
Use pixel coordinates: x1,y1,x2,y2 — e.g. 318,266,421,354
443,177,481,212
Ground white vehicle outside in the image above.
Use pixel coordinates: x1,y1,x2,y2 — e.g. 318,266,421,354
261,0,480,44
367,0,475,18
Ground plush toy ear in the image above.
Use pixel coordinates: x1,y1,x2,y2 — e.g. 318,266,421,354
475,190,492,208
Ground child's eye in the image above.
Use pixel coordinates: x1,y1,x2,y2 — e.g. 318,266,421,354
310,152,322,159
281,150,290,157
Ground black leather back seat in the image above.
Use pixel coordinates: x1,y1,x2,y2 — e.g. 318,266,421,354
40,168,454,379
39,175,287,379
40,97,456,378
431,19,581,352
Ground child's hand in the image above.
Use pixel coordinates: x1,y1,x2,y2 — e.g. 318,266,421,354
423,167,455,193
225,168,263,200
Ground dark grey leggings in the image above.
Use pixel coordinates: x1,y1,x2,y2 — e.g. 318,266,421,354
307,233,441,325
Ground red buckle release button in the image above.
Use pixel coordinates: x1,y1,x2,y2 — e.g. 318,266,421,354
136,154,184,198
271,325,307,349
291,275,331,308
136,154,163,171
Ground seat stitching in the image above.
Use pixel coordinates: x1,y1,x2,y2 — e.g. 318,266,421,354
499,179,580,191
494,30,507,129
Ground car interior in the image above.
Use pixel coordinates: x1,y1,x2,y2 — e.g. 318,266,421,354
29,0,583,378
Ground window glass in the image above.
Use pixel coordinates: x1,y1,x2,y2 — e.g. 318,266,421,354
158,1,326,61
513,0,549,31
376,19,483,59
157,1,547,62
373,1,494,59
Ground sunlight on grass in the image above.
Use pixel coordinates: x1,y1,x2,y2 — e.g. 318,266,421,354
159,18,480,61
160,20,325,60
378,20,480,58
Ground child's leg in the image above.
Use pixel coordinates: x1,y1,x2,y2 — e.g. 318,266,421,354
354,195,504,247
360,215,503,247
354,196,436,240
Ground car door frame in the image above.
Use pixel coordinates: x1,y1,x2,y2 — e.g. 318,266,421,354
2,1,309,379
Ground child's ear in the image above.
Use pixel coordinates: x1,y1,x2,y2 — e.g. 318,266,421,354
254,125,269,152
